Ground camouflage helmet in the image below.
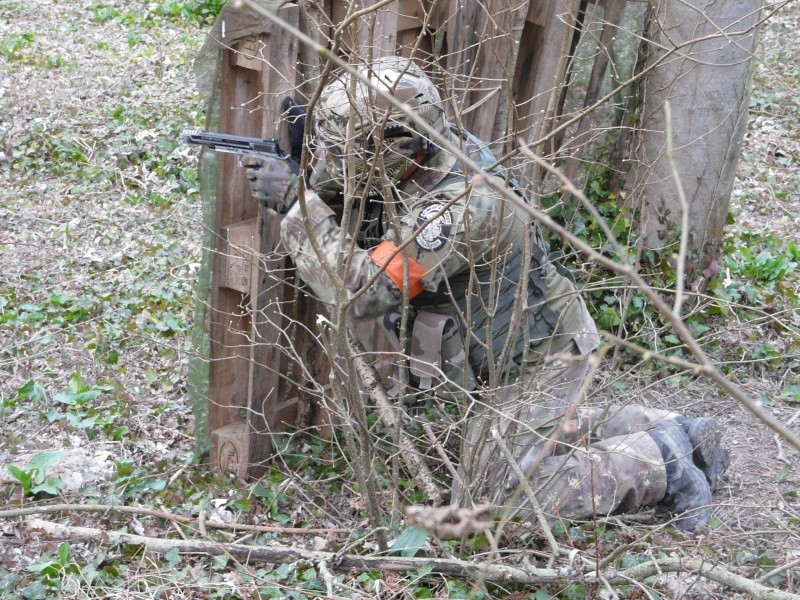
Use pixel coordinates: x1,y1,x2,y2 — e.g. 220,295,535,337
315,57,447,188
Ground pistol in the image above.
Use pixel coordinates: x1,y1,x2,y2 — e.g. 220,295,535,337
182,130,299,173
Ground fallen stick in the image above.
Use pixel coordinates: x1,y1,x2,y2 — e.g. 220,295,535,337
620,557,800,600
0,503,347,535
25,518,560,585
25,517,800,598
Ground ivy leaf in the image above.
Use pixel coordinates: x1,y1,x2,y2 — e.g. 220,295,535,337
57,542,71,565
389,526,428,557
781,384,800,402
27,451,63,482
17,380,46,402
162,313,183,333
6,464,33,492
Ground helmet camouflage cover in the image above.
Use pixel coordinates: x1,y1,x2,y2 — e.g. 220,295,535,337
315,56,447,188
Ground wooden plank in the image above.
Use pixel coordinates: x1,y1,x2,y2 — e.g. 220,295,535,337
397,27,433,61
230,35,264,71
219,218,258,293
444,0,527,149
212,2,273,44
244,3,303,477
211,421,250,479
359,0,400,58
327,0,401,58
246,214,291,477
257,4,301,140
515,0,582,183
208,38,265,471
398,0,423,31
559,0,627,187
208,3,339,479
527,0,554,26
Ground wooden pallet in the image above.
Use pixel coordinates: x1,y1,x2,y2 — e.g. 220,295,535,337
205,3,335,478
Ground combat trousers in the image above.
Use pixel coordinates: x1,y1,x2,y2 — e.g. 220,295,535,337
459,346,675,525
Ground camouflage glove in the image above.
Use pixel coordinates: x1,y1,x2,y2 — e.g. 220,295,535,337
243,155,299,213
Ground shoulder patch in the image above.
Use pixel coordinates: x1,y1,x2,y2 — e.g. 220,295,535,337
416,203,453,251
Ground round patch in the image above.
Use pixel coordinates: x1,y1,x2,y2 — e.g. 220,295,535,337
416,203,453,251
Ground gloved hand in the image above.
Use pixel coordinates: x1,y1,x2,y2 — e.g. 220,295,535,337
243,155,299,213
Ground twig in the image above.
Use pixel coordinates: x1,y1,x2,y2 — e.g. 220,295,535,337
422,422,463,492
348,334,445,505
0,503,348,535
757,557,800,584
170,520,189,541
489,427,561,559
25,518,800,598
619,557,800,600
198,509,208,537
775,433,789,463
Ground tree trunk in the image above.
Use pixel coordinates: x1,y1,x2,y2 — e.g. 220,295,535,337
624,0,762,278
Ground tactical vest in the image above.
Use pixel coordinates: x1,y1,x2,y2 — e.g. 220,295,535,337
410,128,562,378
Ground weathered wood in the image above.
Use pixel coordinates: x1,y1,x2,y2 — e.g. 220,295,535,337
230,35,264,70
219,218,257,293
558,0,627,190
208,3,324,478
515,0,581,168
445,0,530,147
208,30,264,473
242,3,304,476
445,0,528,152
211,421,250,478
360,0,400,58
397,27,433,61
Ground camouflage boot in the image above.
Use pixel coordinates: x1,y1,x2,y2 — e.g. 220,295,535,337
649,424,713,532
675,416,729,491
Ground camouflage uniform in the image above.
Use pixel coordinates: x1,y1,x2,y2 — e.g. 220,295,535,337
269,58,712,527
280,143,684,527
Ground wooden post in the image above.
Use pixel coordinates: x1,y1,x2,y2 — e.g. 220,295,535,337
207,3,330,479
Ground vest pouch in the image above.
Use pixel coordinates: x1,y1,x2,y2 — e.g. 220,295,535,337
410,311,476,398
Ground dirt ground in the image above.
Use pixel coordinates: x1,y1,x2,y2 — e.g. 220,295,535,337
1,0,799,598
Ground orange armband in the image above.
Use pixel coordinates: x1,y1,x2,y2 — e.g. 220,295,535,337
369,240,426,299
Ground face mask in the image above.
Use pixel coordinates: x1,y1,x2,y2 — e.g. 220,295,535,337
322,137,414,195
